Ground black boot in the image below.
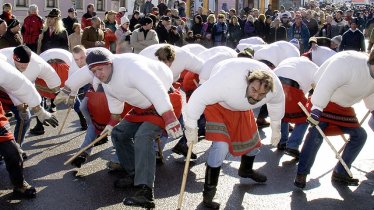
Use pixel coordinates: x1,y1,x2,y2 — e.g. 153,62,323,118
203,165,221,209
172,139,197,159
48,99,56,113
29,118,45,135
77,112,87,131
13,181,36,198
123,184,155,208
71,152,88,168
93,135,108,147
238,155,267,183
331,171,359,186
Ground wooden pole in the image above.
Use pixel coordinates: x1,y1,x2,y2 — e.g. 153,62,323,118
176,143,194,210
64,133,108,165
298,102,353,177
58,107,72,135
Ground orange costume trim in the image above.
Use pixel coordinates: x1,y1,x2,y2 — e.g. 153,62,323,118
306,98,359,136
0,102,14,142
204,103,261,156
0,90,13,111
281,81,307,123
35,62,69,99
86,91,131,135
182,72,199,102
125,89,183,129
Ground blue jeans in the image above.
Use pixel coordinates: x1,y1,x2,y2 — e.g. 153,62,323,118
280,121,309,150
10,105,30,147
73,97,81,113
297,122,367,176
79,97,91,125
80,123,96,155
207,141,260,167
111,120,162,188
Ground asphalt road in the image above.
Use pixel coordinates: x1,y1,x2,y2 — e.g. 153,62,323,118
0,101,373,210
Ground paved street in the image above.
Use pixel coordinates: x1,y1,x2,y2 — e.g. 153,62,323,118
0,101,373,210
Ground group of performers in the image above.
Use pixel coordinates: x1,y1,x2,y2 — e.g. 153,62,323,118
0,39,373,209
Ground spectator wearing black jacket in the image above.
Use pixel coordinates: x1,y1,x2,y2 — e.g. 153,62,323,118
129,10,140,32
254,14,267,40
227,16,241,48
192,15,203,36
268,18,287,43
156,16,180,44
38,9,69,53
157,0,168,16
62,8,78,35
340,18,365,52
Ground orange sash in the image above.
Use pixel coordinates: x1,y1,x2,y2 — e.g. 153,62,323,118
125,89,183,128
204,103,261,156
35,62,69,99
282,84,307,123
306,98,359,136
86,91,130,134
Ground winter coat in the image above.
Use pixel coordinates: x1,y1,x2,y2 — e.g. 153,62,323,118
21,14,43,45
243,21,256,38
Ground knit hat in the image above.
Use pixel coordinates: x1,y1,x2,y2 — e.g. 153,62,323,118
121,16,130,24
289,38,300,49
118,7,127,13
331,35,342,46
86,49,112,69
13,45,32,63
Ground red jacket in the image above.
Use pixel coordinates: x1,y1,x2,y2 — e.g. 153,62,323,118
21,14,43,45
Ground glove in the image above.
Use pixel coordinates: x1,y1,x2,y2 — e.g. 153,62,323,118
66,96,76,108
35,108,59,127
54,87,73,106
270,121,281,146
100,117,120,136
185,126,198,145
17,104,30,122
368,112,374,132
162,110,183,139
307,109,322,126
101,125,114,136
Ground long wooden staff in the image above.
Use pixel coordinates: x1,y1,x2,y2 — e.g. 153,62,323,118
58,107,72,135
176,143,194,210
298,102,353,177
64,133,108,165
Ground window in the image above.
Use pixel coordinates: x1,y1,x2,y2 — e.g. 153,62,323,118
120,0,126,7
15,0,29,7
74,0,84,10
46,0,57,8
96,0,106,11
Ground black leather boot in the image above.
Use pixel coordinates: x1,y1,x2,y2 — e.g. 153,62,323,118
77,111,87,131
29,118,45,135
123,184,155,208
203,165,221,209
238,155,267,183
